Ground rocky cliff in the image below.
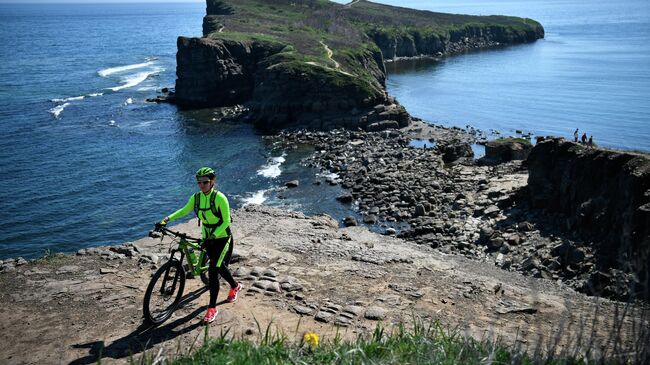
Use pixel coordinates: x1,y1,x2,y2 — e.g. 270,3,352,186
172,0,544,131
527,139,650,299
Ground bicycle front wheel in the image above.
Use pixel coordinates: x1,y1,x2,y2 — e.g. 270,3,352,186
143,260,186,325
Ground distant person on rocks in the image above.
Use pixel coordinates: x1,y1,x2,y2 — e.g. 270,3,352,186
588,135,593,147
574,128,579,142
158,167,242,324
581,133,588,144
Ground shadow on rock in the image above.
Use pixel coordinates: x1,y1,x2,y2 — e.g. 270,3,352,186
69,287,208,365
491,185,648,302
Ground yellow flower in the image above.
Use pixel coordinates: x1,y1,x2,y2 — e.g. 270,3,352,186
303,332,319,348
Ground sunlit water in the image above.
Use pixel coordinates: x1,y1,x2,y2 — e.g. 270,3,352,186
2,1,648,259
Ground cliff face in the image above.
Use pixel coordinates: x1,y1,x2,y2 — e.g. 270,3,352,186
173,0,545,131
175,37,285,108
369,24,543,60
527,139,650,297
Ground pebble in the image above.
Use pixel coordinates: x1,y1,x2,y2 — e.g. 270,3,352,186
100,268,118,275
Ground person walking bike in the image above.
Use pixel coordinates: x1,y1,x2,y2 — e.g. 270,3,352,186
159,167,242,324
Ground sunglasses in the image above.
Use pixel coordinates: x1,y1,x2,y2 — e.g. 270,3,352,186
197,180,211,185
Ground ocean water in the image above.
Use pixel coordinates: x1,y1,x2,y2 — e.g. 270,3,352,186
381,0,650,151
0,3,354,259
1,1,648,259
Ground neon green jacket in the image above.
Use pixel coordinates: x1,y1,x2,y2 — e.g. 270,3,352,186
168,189,231,239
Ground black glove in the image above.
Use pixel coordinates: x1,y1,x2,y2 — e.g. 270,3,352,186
154,217,168,231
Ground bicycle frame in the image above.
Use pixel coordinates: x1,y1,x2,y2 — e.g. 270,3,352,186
151,226,209,277
176,238,209,277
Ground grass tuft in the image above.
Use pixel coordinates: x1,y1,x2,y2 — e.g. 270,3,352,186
153,318,615,365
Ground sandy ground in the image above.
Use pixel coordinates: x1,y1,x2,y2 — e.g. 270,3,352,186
0,205,648,364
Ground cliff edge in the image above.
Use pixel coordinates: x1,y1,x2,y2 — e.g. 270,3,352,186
527,139,650,299
172,0,544,131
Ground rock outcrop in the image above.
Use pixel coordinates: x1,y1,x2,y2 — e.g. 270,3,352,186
480,139,533,164
527,138,650,299
171,0,544,131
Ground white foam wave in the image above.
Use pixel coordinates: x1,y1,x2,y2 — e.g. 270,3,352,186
318,172,340,180
49,103,70,119
88,92,103,97
108,120,118,127
108,68,161,91
51,95,85,103
136,86,159,92
124,98,133,105
257,154,286,178
98,61,154,77
242,190,268,206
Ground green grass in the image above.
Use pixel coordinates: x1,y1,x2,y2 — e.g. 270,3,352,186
153,321,597,365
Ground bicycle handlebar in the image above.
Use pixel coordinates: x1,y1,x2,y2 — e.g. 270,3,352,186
150,225,202,243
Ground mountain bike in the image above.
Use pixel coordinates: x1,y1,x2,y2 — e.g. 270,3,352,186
143,225,210,325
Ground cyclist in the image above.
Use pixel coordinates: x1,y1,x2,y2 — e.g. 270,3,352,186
159,167,242,324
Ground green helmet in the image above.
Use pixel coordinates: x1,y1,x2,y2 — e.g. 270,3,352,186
196,167,215,178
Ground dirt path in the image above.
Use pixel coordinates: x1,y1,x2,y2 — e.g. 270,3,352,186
0,205,647,364
319,40,340,69
305,41,353,76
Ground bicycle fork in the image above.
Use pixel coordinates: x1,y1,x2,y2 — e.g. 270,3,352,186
159,250,185,296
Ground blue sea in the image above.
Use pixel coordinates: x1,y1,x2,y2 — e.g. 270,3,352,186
381,0,650,150
1,0,649,259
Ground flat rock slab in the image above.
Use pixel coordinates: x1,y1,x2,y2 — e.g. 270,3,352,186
55,265,81,274
315,311,334,323
293,305,314,315
342,305,364,317
364,306,387,320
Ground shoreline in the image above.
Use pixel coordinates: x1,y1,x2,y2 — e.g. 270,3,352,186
2,121,646,302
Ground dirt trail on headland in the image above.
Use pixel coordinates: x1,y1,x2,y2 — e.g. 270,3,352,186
0,204,647,364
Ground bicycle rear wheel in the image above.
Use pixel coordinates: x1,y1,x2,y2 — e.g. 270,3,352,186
143,260,186,325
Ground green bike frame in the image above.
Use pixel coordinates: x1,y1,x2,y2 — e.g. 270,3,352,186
175,238,208,277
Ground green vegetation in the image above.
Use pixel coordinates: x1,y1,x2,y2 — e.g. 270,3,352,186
142,321,599,365
496,137,533,145
37,248,65,267
200,0,543,103
208,31,285,45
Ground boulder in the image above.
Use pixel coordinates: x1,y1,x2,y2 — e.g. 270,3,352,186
285,180,299,188
366,120,400,132
336,193,354,203
344,216,358,227
414,204,427,217
479,139,532,164
440,140,474,163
